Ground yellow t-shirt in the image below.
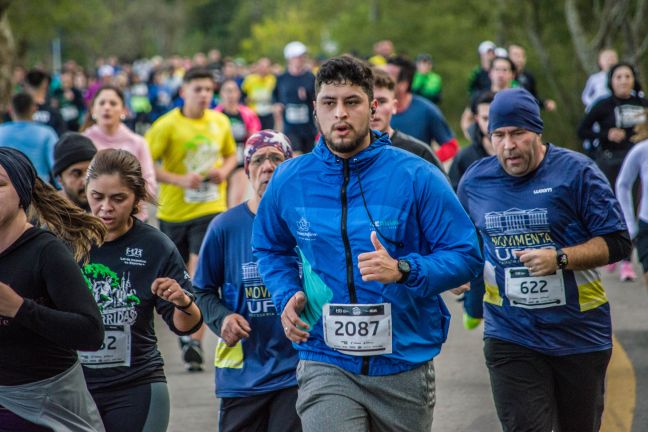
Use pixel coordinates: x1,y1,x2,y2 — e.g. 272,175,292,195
241,74,276,116
146,108,236,222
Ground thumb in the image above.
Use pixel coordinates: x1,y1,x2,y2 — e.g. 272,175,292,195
294,291,307,308
370,231,384,251
237,315,252,332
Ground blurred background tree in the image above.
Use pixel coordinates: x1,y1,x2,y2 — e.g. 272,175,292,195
2,0,647,147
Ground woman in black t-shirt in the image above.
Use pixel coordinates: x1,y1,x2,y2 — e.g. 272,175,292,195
81,149,202,432
578,62,648,281
0,147,106,432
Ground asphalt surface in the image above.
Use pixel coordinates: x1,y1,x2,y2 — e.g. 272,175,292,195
157,262,648,432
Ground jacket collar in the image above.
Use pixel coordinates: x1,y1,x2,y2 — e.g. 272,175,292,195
312,130,390,172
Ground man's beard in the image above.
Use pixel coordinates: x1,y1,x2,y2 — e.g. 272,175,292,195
319,122,370,155
64,187,90,212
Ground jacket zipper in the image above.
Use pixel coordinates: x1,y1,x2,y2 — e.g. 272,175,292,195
341,159,357,303
341,159,370,375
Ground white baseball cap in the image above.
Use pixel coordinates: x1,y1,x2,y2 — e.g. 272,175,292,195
284,41,307,59
478,40,496,55
494,47,508,58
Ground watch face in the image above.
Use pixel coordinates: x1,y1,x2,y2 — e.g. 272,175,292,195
398,260,411,273
557,251,568,268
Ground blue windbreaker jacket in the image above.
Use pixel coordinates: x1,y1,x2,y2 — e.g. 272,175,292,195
252,132,482,376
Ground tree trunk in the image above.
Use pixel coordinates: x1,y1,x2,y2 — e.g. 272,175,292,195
564,0,597,74
0,0,14,111
526,1,580,127
368,0,380,22
630,0,648,87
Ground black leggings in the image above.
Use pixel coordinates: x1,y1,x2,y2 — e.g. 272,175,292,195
0,407,51,432
91,382,170,432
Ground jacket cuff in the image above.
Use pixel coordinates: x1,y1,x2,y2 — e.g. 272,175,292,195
12,297,34,326
398,253,420,286
278,289,301,314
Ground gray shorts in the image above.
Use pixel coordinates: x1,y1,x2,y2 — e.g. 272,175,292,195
296,360,435,432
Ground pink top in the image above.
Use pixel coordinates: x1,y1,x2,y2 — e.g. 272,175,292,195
84,124,158,220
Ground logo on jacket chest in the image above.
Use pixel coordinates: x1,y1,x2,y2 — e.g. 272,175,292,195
296,216,318,241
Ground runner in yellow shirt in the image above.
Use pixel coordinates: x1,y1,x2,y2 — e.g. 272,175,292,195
147,67,236,372
241,57,276,130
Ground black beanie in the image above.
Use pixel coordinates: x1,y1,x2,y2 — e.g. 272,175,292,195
0,147,36,209
52,132,97,177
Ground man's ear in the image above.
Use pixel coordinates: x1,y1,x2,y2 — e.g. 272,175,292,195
370,99,378,116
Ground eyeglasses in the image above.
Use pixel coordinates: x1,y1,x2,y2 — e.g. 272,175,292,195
250,154,285,166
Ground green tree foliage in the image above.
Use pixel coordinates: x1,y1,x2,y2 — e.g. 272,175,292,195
5,0,648,147
8,0,110,66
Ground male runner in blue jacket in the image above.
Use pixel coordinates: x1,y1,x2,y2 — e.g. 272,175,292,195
253,55,482,432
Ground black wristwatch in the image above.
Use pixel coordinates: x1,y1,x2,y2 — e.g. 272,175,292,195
176,289,195,310
397,259,411,283
556,249,568,270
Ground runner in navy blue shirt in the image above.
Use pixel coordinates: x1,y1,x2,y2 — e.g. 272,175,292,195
194,130,300,432
459,88,631,432
386,56,458,163
273,42,317,154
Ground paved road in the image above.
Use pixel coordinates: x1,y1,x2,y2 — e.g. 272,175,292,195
157,263,648,432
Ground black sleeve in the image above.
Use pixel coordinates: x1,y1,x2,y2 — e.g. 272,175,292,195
12,240,104,351
195,288,232,337
422,147,446,174
272,75,280,103
577,101,608,141
155,246,203,336
192,223,234,337
74,89,86,111
51,109,68,137
602,230,633,264
448,157,462,191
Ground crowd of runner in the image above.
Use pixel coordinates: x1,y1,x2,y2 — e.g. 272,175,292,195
0,37,647,432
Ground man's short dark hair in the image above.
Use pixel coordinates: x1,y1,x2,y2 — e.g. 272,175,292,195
387,55,416,91
372,67,395,91
25,69,50,88
11,93,35,118
315,55,374,102
183,67,215,84
471,91,496,114
489,56,517,74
